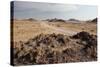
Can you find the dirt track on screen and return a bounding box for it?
[40,21,77,35]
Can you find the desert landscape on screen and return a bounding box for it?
[13,18,97,42]
[11,1,97,66]
[11,18,97,65]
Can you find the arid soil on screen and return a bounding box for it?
[11,19,97,66]
[13,20,97,42]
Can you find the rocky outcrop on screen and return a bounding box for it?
[12,31,97,65]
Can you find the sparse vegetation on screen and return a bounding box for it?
[12,31,97,65]
[12,18,97,66]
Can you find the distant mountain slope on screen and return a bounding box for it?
[87,18,97,23]
[68,18,80,22]
[46,18,66,22]
[91,18,97,22]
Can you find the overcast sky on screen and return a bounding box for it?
[13,1,97,20]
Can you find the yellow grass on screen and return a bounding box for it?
[13,20,97,42]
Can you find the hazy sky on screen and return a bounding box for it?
[13,1,97,20]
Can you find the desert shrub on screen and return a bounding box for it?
[12,31,97,65]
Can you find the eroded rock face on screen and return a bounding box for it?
[12,31,97,65]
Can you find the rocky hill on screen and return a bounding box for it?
[12,31,97,65]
